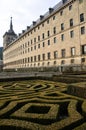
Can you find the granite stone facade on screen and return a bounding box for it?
[3,0,86,72]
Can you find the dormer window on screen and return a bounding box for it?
[62,0,67,4]
[40,15,44,20]
[49,8,54,13]
[33,21,36,26]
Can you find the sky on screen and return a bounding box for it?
[0,0,61,47]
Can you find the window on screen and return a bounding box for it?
[53,27,56,34]
[61,49,66,58]
[71,59,75,64]
[80,13,84,22]
[81,26,85,34]
[31,57,33,62]
[38,55,41,61]
[42,33,45,39]
[48,40,50,45]
[61,34,64,41]
[47,20,49,24]
[23,44,24,48]
[47,62,50,66]
[81,58,85,63]
[34,38,36,43]
[82,45,86,54]
[54,61,57,65]
[25,58,27,63]
[60,10,63,16]
[69,5,72,10]
[70,30,74,38]
[30,64,32,67]
[54,37,57,43]
[70,19,73,27]
[34,63,36,67]
[34,45,36,50]
[28,41,29,46]
[34,28,36,32]
[47,52,51,59]
[54,51,58,59]
[31,40,33,44]
[28,48,30,52]
[61,60,65,65]
[28,57,30,63]
[79,0,83,4]
[61,23,64,30]
[31,47,33,51]
[71,47,75,56]
[25,43,27,47]
[42,62,45,66]
[42,54,45,60]
[23,59,24,64]
[38,26,40,30]
[38,35,40,41]
[43,42,45,47]
[34,56,36,62]
[42,23,44,27]
[25,49,27,54]
[47,30,50,37]
[38,63,40,66]
[38,44,40,49]
[53,16,55,20]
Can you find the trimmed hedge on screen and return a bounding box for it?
[0,80,85,130]
[0,102,17,117]
[67,82,86,98]
[82,100,86,116]
[73,123,86,130]
[11,103,59,125]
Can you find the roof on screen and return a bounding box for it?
[4,0,71,49]
[19,0,70,37]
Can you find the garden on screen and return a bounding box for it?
[0,80,86,130]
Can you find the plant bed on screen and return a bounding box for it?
[0,80,86,129]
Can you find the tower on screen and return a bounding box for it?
[3,17,17,49]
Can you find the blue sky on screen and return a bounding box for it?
[0,0,61,47]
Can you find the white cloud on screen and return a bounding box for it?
[0,0,61,47]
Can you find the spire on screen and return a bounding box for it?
[10,17,13,32]
[8,17,17,35]
[8,17,14,33]
[7,17,17,36]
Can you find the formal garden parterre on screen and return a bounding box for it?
[0,80,86,130]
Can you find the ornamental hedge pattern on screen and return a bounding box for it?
[0,80,86,130]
